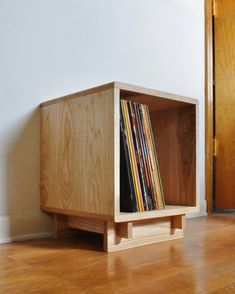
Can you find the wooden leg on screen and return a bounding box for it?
[117,222,133,239]
[103,222,117,252]
[171,215,185,230]
[53,214,75,239]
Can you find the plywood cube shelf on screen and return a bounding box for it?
[40,82,199,252]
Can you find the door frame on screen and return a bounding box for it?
[205,0,214,214]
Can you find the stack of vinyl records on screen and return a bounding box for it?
[120,99,165,212]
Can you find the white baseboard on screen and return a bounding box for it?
[0,213,53,244]
[187,198,208,218]
[0,232,53,244]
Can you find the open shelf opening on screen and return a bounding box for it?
[119,90,196,214]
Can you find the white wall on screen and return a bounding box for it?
[0,0,205,242]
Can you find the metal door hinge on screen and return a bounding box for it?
[213,138,218,157]
[213,0,217,17]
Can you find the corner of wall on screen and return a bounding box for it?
[0,212,53,243]
[187,198,207,218]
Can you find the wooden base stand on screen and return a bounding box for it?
[53,214,185,252]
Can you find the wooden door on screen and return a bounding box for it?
[214,0,235,209]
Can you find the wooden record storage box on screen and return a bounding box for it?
[40,82,199,252]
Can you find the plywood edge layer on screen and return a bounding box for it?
[40,81,198,108]
[40,206,114,221]
[115,206,198,222]
[115,82,198,105]
[40,82,115,107]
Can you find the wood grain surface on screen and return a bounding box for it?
[67,216,105,234]
[0,216,234,293]
[151,105,196,206]
[214,0,235,209]
[121,93,190,112]
[104,217,183,252]
[41,88,115,217]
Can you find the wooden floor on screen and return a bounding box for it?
[0,215,235,293]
